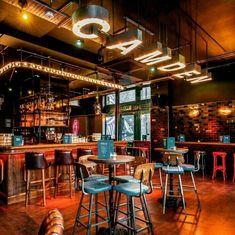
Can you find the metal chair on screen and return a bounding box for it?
[181,154,201,210]
[194,150,206,178]
[54,149,74,198]
[72,163,112,235]
[233,153,235,183]
[113,163,155,234]
[162,154,186,214]
[38,208,64,235]
[25,152,52,207]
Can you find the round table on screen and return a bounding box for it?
[154,147,188,165]
[88,155,134,234]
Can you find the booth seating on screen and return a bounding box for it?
[212,152,227,181]
[113,163,155,234]
[54,150,74,198]
[38,209,64,235]
[72,163,112,235]
[25,152,52,207]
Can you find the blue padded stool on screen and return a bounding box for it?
[72,163,112,235]
[181,158,201,210]
[113,163,155,234]
[162,165,186,214]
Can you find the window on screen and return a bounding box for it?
[102,116,115,139]
[120,89,136,103]
[140,86,151,100]
[140,113,151,140]
[106,93,116,105]
[121,115,135,141]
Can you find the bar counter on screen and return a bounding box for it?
[0,141,127,205]
[176,141,235,179]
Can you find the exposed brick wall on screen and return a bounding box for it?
[151,107,168,148]
[172,100,235,142]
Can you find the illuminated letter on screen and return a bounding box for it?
[158,62,186,72]
[135,48,172,65]
[173,70,201,78]
[106,29,142,55]
[72,18,110,39]
[173,64,201,78]
[106,40,142,55]
[187,73,212,84]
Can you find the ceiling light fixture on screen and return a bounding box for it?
[22,12,29,21]
[45,10,54,19]
[72,5,110,39]
[0,61,124,90]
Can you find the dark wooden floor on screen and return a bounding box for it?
[0,172,235,235]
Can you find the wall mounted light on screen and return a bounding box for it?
[218,106,232,116]
[72,5,110,39]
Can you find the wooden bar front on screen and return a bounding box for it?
[0,141,127,205]
[176,141,235,179]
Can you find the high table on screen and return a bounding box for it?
[88,155,134,234]
[154,148,189,208]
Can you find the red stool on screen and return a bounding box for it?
[233,154,235,183]
[212,152,227,181]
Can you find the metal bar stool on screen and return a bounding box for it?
[25,152,52,207]
[194,151,206,178]
[54,149,74,198]
[181,155,201,210]
[233,153,235,183]
[113,163,155,234]
[161,153,186,214]
[72,163,112,235]
[212,152,227,181]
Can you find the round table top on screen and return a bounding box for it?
[88,155,135,165]
[154,147,188,154]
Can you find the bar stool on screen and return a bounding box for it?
[54,150,74,198]
[212,152,227,181]
[153,162,163,192]
[72,163,111,235]
[161,153,186,214]
[181,155,201,210]
[194,151,206,178]
[25,152,52,207]
[113,163,155,234]
[233,153,235,183]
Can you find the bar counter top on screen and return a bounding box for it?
[0,141,128,154]
[176,141,235,147]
